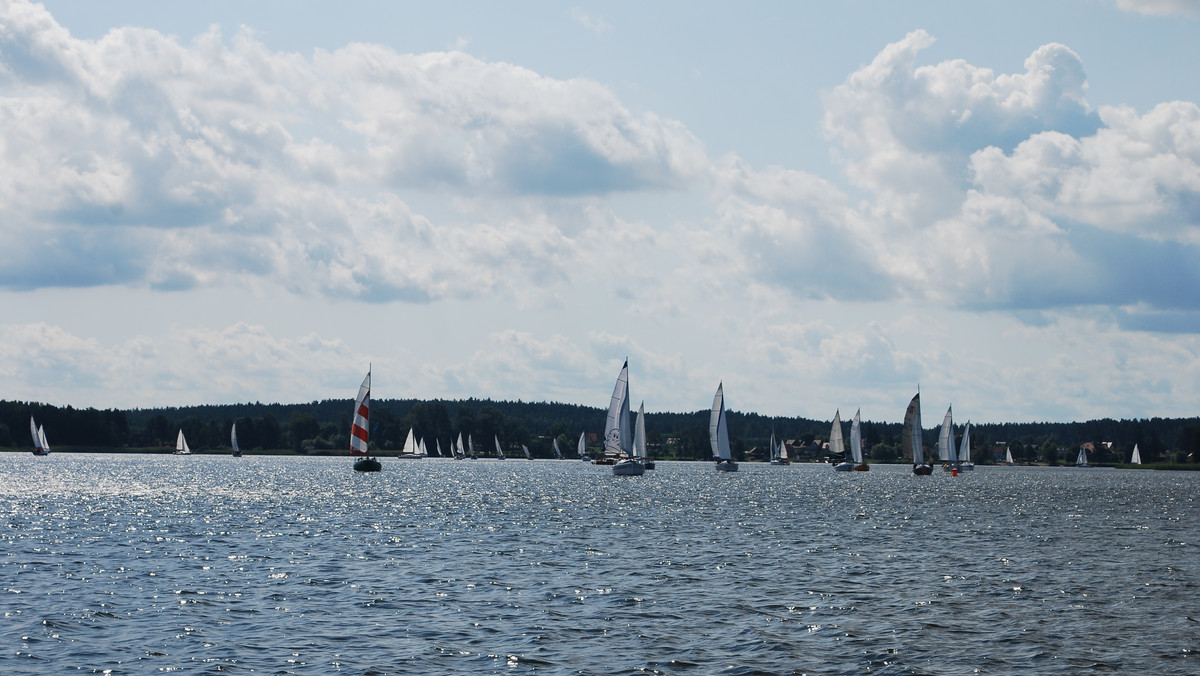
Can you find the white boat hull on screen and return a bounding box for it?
[612,459,645,476]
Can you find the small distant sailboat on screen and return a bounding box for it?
[30,416,50,456]
[769,430,790,465]
[711,382,737,472]
[553,438,565,460]
[454,433,466,459]
[1005,446,1015,466]
[1076,445,1090,468]
[468,434,478,460]
[903,392,931,475]
[601,360,632,468]
[831,410,853,471]
[578,431,590,461]
[957,421,973,470]
[399,428,422,459]
[231,422,242,457]
[174,429,192,455]
[1130,444,1142,465]
[850,409,869,471]
[350,369,381,472]
[522,443,532,460]
[494,435,506,459]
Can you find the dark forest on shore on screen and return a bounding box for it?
[4,398,1198,466]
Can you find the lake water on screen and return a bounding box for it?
[1,454,1197,674]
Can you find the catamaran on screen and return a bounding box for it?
[711,382,737,472]
[350,369,381,472]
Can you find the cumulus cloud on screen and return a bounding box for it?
[0,0,705,301]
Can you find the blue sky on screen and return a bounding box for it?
[2,0,1199,423]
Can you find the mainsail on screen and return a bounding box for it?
[850,409,863,464]
[902,393,924,465]
[709,382,732,461]
[937,406,955,463]
[350,370,371,455]
[604,360,632,457]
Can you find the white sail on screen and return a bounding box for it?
[402,428,417,456]
[902,393,924,466]
[350,370,371,455]
[937,406,955,463]
[769,431,778,461]
[779,437,788,461]
[523,444,532,460]
[30,417,42,453]
[850,409,863,464]
[436,438,443,457]
[1005,446,1015,465]
[829,410,844,457]
[1131,444,1142,464]
[1076,446,1088,467]
[231,422,239,455]
[38,425,50,454]
[633,402,647,460]
[456,432,465,458]
[577,431,587,459]
[958,421,971,466]
[553,438,564,459]
[710,382,732,461]
[495,434,505,459]
[604,360,633,457]
[468,434,476,458]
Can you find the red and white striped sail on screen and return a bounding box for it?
[350,370,371,455]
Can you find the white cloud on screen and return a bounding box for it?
[0,0,706,302]
[1116,0,1200,16]
[569,8,613,36]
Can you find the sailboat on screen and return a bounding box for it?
[435,438,444,457]
[1076,446,1090,467]
[455,433,466,459]
[350,369,381,472]
[468,434,478,459]
[850,408,869,471]
[938,406,956,471]
[1004,446,1015,466]
[494,435,506,459]
[769,430,789,465]
[398,428,422,459]
[30,416,50,456]
[553,438,565,460]
[522,444,532,460]
[711,382,737,472]
[903,392,931,475]
[231,422,242,457]
[614,400,647,476]
[174,429,192,455]
[578,431,590,461]
[600,359,632,467]
[1130,444,1142,464]
[957,421,973,470]
[831,410,853,471]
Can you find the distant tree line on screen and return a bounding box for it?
[2,399,1197,464]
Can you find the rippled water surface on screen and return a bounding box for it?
[2,454,1197,674]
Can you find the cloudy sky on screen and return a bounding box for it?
[3,0,1199,423]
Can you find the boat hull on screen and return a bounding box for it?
[913,464,933,476]
[612,460,645,476]
[833,462,853,471]
[852,463,870,472]
[353,458,382,472]
[715,460,738,472]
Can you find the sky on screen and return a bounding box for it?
[2,0,1200,424]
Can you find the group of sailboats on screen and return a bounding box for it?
[903,392,977,475]
[831,409,869,471]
